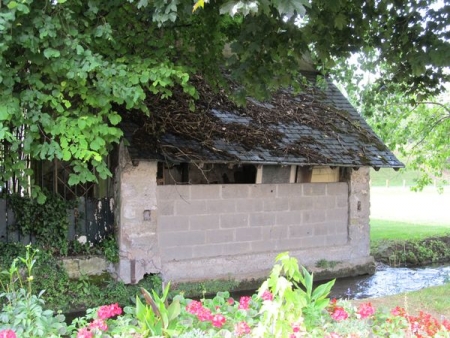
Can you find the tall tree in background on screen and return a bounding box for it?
[335,65,450,190]
[1,0,449,197]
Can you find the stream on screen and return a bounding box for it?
[330,263,450,299]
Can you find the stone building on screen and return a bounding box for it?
[113,72,403,284]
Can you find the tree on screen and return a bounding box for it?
[1,0,449,198]
[335,67,450,190]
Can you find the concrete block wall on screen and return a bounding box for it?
[157,182,351,282]
[114,152,373,284]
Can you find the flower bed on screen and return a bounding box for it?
[0,247,449,337]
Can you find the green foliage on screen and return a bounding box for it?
[315,259,340,269]
[136,283,181,337]
[0,245,68,337]
[171,278,240,299]
[255,252,335,335]
[371,236,450,267]
[0,243,163,312]
[7,193,73,255]
[97,235,120,264]
[6,192,119,262]
[335,62,450,191]
[1,0,448,194]
[369,98,449,191]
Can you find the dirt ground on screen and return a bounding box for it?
[370,186,450,225]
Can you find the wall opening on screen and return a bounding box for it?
[158,162,257,185]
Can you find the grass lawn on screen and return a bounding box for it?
[370,219,450,242]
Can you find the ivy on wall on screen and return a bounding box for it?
[7,193,75,255]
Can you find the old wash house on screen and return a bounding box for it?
[113,72,403,284]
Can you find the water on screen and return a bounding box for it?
[330,263,450,299]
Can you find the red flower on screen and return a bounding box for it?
[97,303,122,320]
[227,297,235,305]
[357,302,375,319]
[261,290,274,301]
[211,314,226,328]
[234,321,251,336]
[0,330,17,338]
[89,319,108,331]
[331,307,349,321]
[77,328,93,338]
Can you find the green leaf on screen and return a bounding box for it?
[334,13,347,30]
[0,106,11,121]
[78,119,87,130]
[311,279,335,301]
[62,149,71,161]
[43,48,60,59]
[108,114,121,125]
[68,175,80,186]
[7,1,18,9]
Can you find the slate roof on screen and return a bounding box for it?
[120,72,404,169]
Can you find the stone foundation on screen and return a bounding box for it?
[60,256,114,279]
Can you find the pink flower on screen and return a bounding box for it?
[261,290,273,301]
[238,296,251,310]
[291,322,302,332]
[77,328,93,338]
[357,302,375,319]
[196,307,213,322]
[443,319,450,330]
[89,319,108,331]
[227,297,235,305]
[186,300,203,314]
[0,330,16,338]
[331,307,349,321]
[325,333,343,338]
[391,306,406,317]
[234,321,251,336]
[97,303,122,320]
[211,314,226,328]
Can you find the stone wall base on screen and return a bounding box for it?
[59,256,115,279]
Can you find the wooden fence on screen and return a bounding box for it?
[0,197,114,245]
